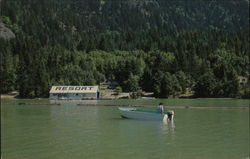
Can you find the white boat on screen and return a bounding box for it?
[118,107,174,121]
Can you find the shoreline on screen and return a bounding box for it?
[1,94,249,100]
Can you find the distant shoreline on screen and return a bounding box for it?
[1,94,249,100]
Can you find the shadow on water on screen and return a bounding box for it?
[110,117,126,121]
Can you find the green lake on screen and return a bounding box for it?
[1,99,249,159]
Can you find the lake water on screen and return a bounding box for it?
[1,99,249,159]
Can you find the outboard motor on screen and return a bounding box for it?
[166,110,174,121]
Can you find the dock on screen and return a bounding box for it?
[18,102,61,106]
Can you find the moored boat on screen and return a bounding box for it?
[118,107,174,121]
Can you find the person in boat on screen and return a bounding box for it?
[156,102,164,114]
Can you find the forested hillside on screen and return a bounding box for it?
[0,0,249,98]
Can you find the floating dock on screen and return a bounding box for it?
[18,102,61,106]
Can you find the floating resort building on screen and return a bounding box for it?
[49,86,99,100]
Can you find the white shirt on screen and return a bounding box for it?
[157,105,164,113]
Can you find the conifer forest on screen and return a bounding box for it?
[0,0,249,98]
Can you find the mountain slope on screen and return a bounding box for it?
[0,0,249,98]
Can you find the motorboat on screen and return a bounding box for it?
[118,107,174,121]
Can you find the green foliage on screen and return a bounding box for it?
[194,70,217,97]
[239,84,250,99]
[0,16,21,34]
[126,73,140,92]
[0,42,17,93]
[0,0,249,98]
[153,72,182,98]
[175,71,193,94]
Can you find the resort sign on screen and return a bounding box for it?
[49,86,99,94]
[55,86,95,91]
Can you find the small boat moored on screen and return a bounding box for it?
[118,107,174,121]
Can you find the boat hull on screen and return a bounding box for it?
[118,107,167,120]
